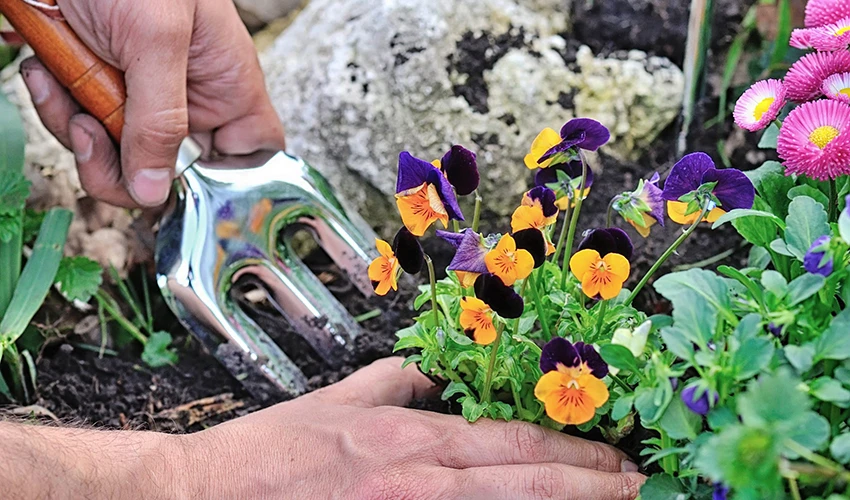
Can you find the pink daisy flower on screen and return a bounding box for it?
[733,79,786,131]
[791,18,850,51]
[784,50,850,102]
[806,0,850,28]
[823,72,850,104]
[777,99,850,180]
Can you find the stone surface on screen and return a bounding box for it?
[260,0,684,232]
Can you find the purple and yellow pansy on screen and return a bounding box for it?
[396,151,464,236]
[535,160,594,210]
[613,173,666,237]
[524,119,611,171]
[569,228,632,300]
[534,337,610,425]
[439,229,490,288]
[484,233,535,286]
[661,152,755,225]
[368,227,424,296]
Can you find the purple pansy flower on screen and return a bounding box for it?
[661,152,755,212]
[540,337,609,378]
[474,273,524,318]
[436,229,466,248]
[804,235,834,277]
[681,383,719,415]
[513,228,547,268]
[578,227,634,261]
[713,484,729,500]
[539,118,611,162]
[522,186,559,218]
[444,229,489,275]
[439,145,479,196]
[767,322,783,337]
[535,159,595,190]
[396,152,464,236]
[392,227,425,274]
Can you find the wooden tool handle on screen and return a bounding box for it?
[0,0,126,141]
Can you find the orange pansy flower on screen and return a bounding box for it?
[569,249,630,300]
[367,239,401,296]
[484,234,534,286]
[396,182,450,237]
[459,297,497,345]
[511,205,556,255]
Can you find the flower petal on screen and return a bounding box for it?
[511,205,549,232]
[396,151,433,193]
[602,253,631,282]
[577,228,634,261]
[577,373,610,407]
[375,238,393,258]
[447,230,489,274]
[662,152,716,202]
[514,249,535,281]
[560,118,611,151]
[523,186,559,218]
[540,337,580,373]
[700,168,755,211]
[569,249,601,279]
[474,273,524,318]
[574,342,609,378]
[533,371,563,401]
[525,128,562,169]
[441,145,479,196]
[512,229,546,268]
[392,227,424,274]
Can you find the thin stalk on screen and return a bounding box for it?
[610,374,632,392]
[452,220,460,233]
[551,203,571,265]
[785,440,850,482]
[0,213,22,318]
[512,278,531,337]
[425,255,439,330]
[141,267,154,333]
[788,476,802,500]
[594,299,609,340]
[660,430,679,474]
[829,178,838,222]
[96,290,148,345]
[529,270,552,340]
[97,300,108,359]
[472,190,482,233]
[624,205,710,306]
[606,197,616,227]
[482,323,504,403]
[560,157,589,288]
[511,382,527,419]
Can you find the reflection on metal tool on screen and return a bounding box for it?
[156,138,378,401]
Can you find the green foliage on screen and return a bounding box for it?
[55,256,103,302]
[141,331,178,368]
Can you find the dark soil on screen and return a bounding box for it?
[4,0,765,474]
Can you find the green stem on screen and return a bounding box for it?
[95,290,148,345]
[512,278,531,337]
[624,205,710,306]
[606,197,616,228]
[529,270,552,340]
[593,300,609,341]
[560,157,589,289]
[425,255,439,330]
[0,213,22,319]
[785,440,850,482]
[788,476,802,500]
[551,203,571,265]
[511,381,527,420]
[482,323,504,404]
[660,430,679,474]
[472,190,482,233]
[610,374,632,392]
[829,178,838,222]
[452,220,460,233]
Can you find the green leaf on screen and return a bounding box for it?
[599,344,638,373]
[634,384,673,425]
[718,266,763,303]
[21,209,45,245]
[748,245,771,270]
[835,363,850,386]
[712,208,784,230]
[758,123,779,149]
[731,337,774,381]
[0,89,26,178]
[611,394,634,421]
[769,238,795,257]
[784,196,831,261]
[738,368,808,427]
[784,344,815,374]
[695,424,783,494]
[788,184,829,209]
[441,380,472,400]
[786,273,826,306]
[760,270,787,299]
[654,269,732,347]
[815,309,850,362]
[0,208,72,342]
[810,377,850,407]
[141,331,178,368]
[659,395,702,440]
[830,433,850,464]
[707,405,739,431]
[393,323,428,351]
[487,401,514,421]
[750,163,795,219]
[639,474,684,499]
[54,256,103,303]
[461,396,486,422]
[785,411,831,457]
[661,327,695,360]
[840,205,850,244]
[0,171,30,215]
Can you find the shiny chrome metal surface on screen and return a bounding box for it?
[155,138,378,400]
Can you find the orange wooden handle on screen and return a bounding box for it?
[0,0,126,141]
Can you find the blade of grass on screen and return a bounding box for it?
[713,5,757,126]
[141,267,154,333]
[769,0,792,68]
[0,208,72,342]
[108,264,148,334]
[0,85,27,317]
[678,0,714,155]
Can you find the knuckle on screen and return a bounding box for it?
[129,109,188,156]
[510,422,547,462]
[589,443,622,472]
[525,465,567,500]
[355,467,430,500]
[611,473,643,500]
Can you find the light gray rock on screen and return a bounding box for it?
[260,0,683,232]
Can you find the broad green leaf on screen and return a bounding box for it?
[784,411,831,457]
[599,344,638,373]
[0,89,25,177]
[393,324,428,351]
[830,433,850,464]
[611,394,634,421]
[810,377,850,407]
[695,425,783,494]
[141,331,178,368]
[661,327,695,360]
[731,197,781,246]
[786,273,826,306]
[769,238,795,257]
[751,162,794,219]
[784,344,815,374]
[461,396,486,422]
[788,184,829,209]
[634,384,673,425]
[748,245,771,270]
[659,395,702,440]
[738,368,808,427]
[840,205,850,244]
[758,123,779,149]
[718,266,763,303]
[760,270,787,298]
[0,208,72,342]
[784,196,830,260]
[639,474,685,500]
[486,401,513,421]
[712,208,784,230]
[441,380,472,400]
[731,337,774,381]
[815,309,850,362]
[654,269,733,346]
[836,363,850,386]
[54,256,103,302]
[707,405,739,430]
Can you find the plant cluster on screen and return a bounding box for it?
[368,2,850,497]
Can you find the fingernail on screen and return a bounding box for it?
[21,66,49,105]
[621,460,639,473]
[130,169,172,206]
[69,121,94,163]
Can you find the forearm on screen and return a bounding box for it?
[0,420,188,499]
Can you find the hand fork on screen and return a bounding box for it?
[1,0,380,400]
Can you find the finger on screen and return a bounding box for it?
[424,416,637,473]
[454,463,645,500]
[212,107,286,155]
[120,5,193,207]
[307,357,438,408]
[19,57,81,149]
[69,114,137,208]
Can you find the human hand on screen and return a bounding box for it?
[19,0,285,208]
[176,357,646,499]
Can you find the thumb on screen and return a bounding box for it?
[307,357,439,408]
[120,15,192,207]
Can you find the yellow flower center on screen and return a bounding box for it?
[835,26,850,36]
[753,97,775,121]
[809,125,840,149]
[840,88,850,98]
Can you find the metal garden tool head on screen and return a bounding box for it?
[1,0,380,400]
